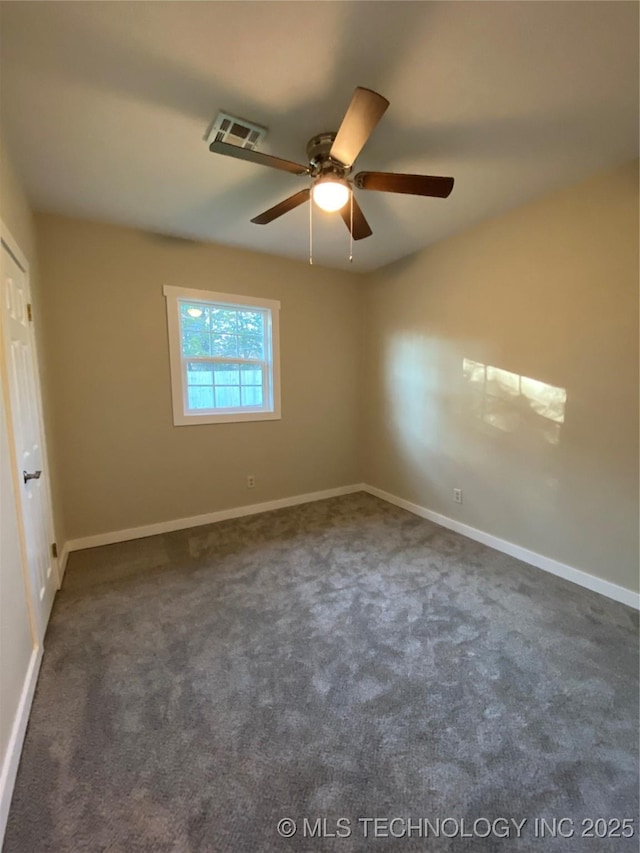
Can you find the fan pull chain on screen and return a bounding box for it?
[309,187,313,265]
[349,189,354,263]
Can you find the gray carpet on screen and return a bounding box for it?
[4,492,639,852]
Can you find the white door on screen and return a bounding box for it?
[0,236,57,639]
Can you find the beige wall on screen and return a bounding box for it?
[364,160,639,593]
[36,214,364,540]
[0,136,36,260]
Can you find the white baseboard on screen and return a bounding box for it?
[64,483,366,553]
[363,484,639,610]
[0,646,43,840]
[61,481,638,610]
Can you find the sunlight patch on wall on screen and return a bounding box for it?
[463,358,567,445]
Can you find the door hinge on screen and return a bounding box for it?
[51,542,58,559]
[27,303,33,322]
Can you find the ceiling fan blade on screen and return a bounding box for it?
[329,87,390,168]
[354,171,454,198]
[209,140,310,176]
[339,195,373,240]
[250,188,311,225]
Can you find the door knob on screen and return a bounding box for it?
[23,469,42,484]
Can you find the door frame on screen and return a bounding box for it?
[0,219,60,642]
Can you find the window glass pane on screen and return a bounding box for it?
[238,333,264,359]
[241,386,263,406]
[180,303,209,330]
[210,308,239,333]
[187,363,214,385]
[213,364,240,386]
[240,366,262,385]
[211,334,239,357]
[237,310,264,333]
[215,386,241,408]
[188,386,214,409]
[182,331,211,356]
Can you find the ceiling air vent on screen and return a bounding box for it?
[205,112,267,151]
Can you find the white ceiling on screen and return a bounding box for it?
[1,1,638,271]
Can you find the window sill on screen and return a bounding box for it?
[173,410,281,426]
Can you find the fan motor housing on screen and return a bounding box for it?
[306,133,350,178]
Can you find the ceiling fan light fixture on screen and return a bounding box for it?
[312,177,350,212]
[209,87,454,246]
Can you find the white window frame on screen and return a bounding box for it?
[164,285,281,426]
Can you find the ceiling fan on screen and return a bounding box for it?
[209,87,454,241]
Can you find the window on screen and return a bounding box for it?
[164,285,280,425]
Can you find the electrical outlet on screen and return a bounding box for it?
[247,475,256,489]
[453,488,463,504]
